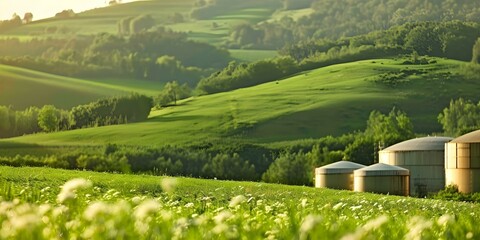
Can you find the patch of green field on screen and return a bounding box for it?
[6,0,197,36]
[167,7,276,45]
[0,64,163,109]
[230,49,278,62]
[267,8,315,22]
[3,1,285,63]
[0,166,478,239]
[2,58,476,146]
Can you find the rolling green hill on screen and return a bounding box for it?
[0,64,163,109]
[3,0,280,61]
[2,58,477,146]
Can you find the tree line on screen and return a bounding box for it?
[0,108,416,185]
[197,21,479,94]
[3,102,478,185]
[0,94,152,138]
[224,0,480,50]
[0,27,230,85]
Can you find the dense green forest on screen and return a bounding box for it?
[198,21,480,94]
[224,0,480,49]
[0,94,152,138]
[0,28,229,84]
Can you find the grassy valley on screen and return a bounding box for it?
[2,58,476,146]
[0,64,163,109]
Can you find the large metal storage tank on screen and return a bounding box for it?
[315,161,365,190]
[354,163,410,196]
[379,136,453,196]
[445,130,480,193]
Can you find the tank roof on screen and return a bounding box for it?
[354,163,409,176]
[451,130,480,143]
[315,161,366,174]
[380,137,453,152]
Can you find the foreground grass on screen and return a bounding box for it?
[4,58,477,147]
[0,64,163,109]
[0,166,477,239]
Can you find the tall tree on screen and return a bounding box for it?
[438,98,480,136]
[156,81,191,107]
[38,105,60,132]
[23,12,33,23]
[472,38,480,64]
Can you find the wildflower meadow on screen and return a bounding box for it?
[0,166,478,239]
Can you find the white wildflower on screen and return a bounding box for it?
[57,178,92,203]
[52,205,68,219]
[265,205,273,213]
[350,205,362,211]
[38,204,51,216]
[83,202,109,221]
[300,215,322,240]
[437,214,454,226]
[212,223,229,234]
[466,232,474,239]
[333,202,344,210]
[160,177,177,193]
[184,202,195,208]
[134,199,160,220]
[229,195,247,208]
[301,198,308,208]
[362,215,388,231]
[405,216,433,240]
[341,215,388,240]
[214,210,233,224]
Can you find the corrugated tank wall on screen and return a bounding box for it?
[315,173,353,190]
[445,142,480,193]
[353,175,410,196]
[379,150,445,196]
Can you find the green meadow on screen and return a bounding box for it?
[2,58,475,146]
[0,165,477,239]
[0,64,163,109]
[0,1,479,238]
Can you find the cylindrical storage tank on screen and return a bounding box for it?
[445,130,480,193]
[354,163,410,196]
[315,161,366,190]
[379,136,452,197]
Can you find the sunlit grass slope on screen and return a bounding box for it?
[6,0,197,36]
[3,0,288,61]
[0,64,163,109]
[3,58,476,146]
[0,166,478,239]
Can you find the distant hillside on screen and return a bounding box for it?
[0,64,163,109]
[3,58,478,146]
[6,0,478,50]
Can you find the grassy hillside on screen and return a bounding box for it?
[0,166,477,239]
[5,0,197,36]
[2,0,283,61]
[0,64,163,109]
[2,58,477,146]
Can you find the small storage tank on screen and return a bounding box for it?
[379,136,453,196]
[354,163,410,196]
[445,130,480,193]
[315,161,366,190]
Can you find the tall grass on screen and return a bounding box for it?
[0,166,477,239]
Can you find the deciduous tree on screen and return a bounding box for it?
[38,105,60,132]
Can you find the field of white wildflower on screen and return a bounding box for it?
[0,166,478,239]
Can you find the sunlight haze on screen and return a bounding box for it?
[0,0,136,21]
